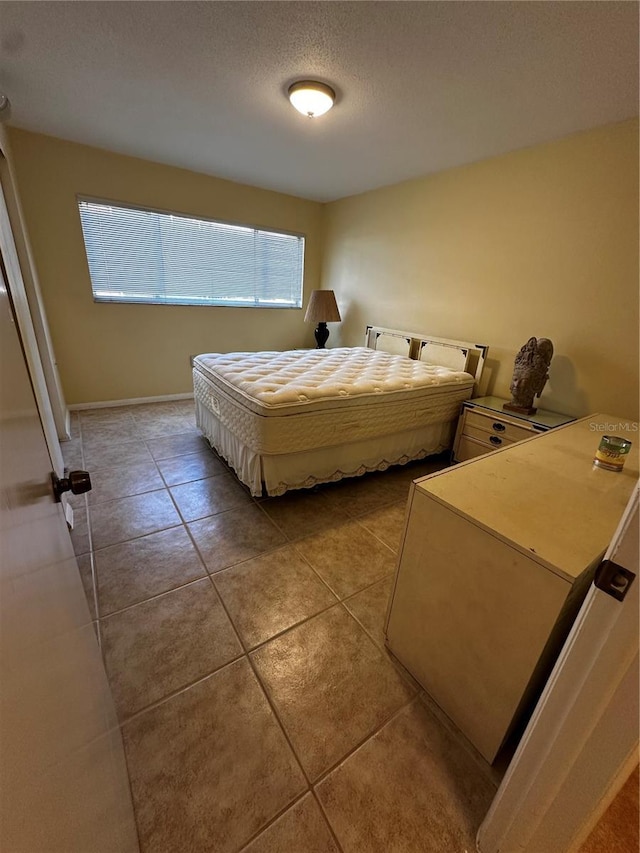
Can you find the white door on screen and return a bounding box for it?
[0,257,139,852]
[477,482,639,853]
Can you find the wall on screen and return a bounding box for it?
[322,119,639,420]
[8,128,323,404]
[9,121,639,417]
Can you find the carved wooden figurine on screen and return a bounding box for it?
[503,337,554,415]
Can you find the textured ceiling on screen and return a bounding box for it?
[0,1,637,202]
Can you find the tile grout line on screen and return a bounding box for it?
[116,652,247,727]
[77,411,143,853]
[198,496,399,654]
[99,466,256,727]
[311,691,422,791]
[178,501,330,819]
[243,599,343,655]
[87,481,173,511]
[92,440,244,658]
[90,521,185,555]
[85,422,196,620]
[243,596,420,790]
[177,522,330,842]
[353,508,405,553]
[232,790,313,853]
[81,412,304,846]
[77,420,103,647]
[203,561,313,786]
[202,535,294,577]
[309,788,346,853]
[177,513,250,658]
[340,571,395,607]
[79,427,400,651]
[332,598,422,693]
[98,572,213,621]
[244,648,314,787]
[313,791,352,853]
[190,515,395,657]
[75,409,444,850]
[80,417,208,649]
[92,520,393,620]
[198,548,342,851]
[289,533,393,605]
[173,477,404,660]
[233,786,346,853]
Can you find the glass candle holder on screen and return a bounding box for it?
[593,435,632,472]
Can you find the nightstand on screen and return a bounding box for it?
[452,395,575,463]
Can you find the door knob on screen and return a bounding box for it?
[52,470,92,502]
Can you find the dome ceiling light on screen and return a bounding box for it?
[288,80,335,118]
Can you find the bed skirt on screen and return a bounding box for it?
[196,397,455,496]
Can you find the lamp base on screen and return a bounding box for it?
[314,322,330,349]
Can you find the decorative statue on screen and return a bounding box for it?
[503,337,554,415]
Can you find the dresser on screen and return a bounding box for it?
[385,415,638,763]
[452,395,574,463]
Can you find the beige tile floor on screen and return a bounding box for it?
[65,400,499,853]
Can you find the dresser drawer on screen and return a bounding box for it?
[464,408,538,443]
[463,422,520,450]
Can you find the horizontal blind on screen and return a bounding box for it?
[78,200,304,308]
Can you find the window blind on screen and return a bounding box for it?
[77,199,304,308]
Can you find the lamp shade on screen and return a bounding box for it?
[304,290,341,324]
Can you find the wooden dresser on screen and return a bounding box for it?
[385,415,638,763]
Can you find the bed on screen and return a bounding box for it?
[192,326,488,497]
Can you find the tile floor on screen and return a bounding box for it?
[64,399,499,853]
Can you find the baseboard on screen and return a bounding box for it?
[68,392,194,411]
[60,407,73,441]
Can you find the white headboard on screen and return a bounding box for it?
[364,325,489,386]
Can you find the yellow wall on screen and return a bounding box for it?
[322,120,639,420]
[7,128,323,404]
[9,121,639,418]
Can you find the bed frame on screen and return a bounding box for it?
[364,325,488,389]
[194,327,489,496]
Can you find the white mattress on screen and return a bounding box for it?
[193,348,474,415]
[193,348,474,456]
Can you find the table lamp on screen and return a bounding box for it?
[304,290,341,348]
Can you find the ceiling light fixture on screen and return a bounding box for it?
[288,80,335,118]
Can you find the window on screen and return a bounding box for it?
[77,198,304,308]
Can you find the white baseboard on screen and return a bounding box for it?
[60,407,73,441]
[63,499,74,528]
[68,392,194,411]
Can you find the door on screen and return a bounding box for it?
[0,257,139,852]
[477,481,639,853]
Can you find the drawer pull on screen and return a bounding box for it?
[490,436,503,446]
[492,422,506,432]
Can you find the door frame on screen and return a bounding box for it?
[478,481,639,852]
[0,170,64,475]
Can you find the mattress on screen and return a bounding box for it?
[193,347,474,456]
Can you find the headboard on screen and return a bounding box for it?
[364,325,489,386]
